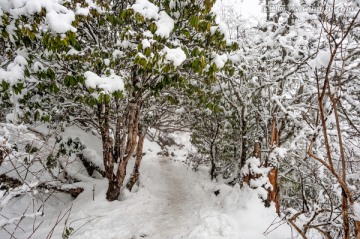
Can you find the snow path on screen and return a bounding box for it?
[64,155,215,239]
[133,156,210,239]
[145,157,204,238]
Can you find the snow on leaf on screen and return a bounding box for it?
[84,71,124,93]
[155,11,174,38]
[46,10,76,34]
[212,53,228,69]
[163,47,187,67]
[131,0,159,20]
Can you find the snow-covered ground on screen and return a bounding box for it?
[1,131,292,239]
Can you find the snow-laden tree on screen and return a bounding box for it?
[195,1,360,237]
[0,0,237,201]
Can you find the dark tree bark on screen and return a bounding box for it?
[106,180,121,201]
[113,100,123,163]
[98,101,117,201]
[209,119,220,181]
[0,148,4,167]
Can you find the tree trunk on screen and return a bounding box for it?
[114,99,142,196]
[0,148,4,166]
[265,118,280,214]
[98,102,117,201]
[106,180,121,201]
[341,189,350,239]
[114,101,123,163]
[126,129,146,191]
[238,106,247,182]
[355,221,360,239]
[99,102,115,182]
[210,119,220,181]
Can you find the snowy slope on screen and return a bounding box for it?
[0,132,292,239]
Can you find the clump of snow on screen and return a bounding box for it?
[155,11,174,38]
[241,157,267,176]
[210,26,219,35]
[112,49,124,58]
[23,0,42,15]
[0,55,27,86]
[228,53,241,63]
[84,71,124,93]
[240,157,272,200]
[46,10,76,34]
[32,61,45,72]
[131,0,175,38]
[309,49,331,68]
[66,48,80,56]
[131,0,159,19]
[175,107,185,114]
[272,147,287,158]
[212,53,228,69]
[103,59,110,66]
[163,47,187,67]
[76,6,90,16]
[143,30,154,38]
[0,0,76,34]
[142,39,151,48]
[268,147,288,164]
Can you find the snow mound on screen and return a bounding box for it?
[190,184,291,239]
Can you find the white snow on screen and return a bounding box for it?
[76,6,90,16]
[0,130,292,239]
[0,0,76,33]
[142,38,151,48]
[163,47,187,67]
[212,53,228,69]
[46,10,76,34]
[0,55,27,85]
[155,11,174,38]
[131,0,175,38]
[175,107,185,114]
[309,49,331,68]
[131,0,159,20]
[354,202,360,221]
[55,154,290,239]
[23,0,42,15]
[84,71,124,93]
